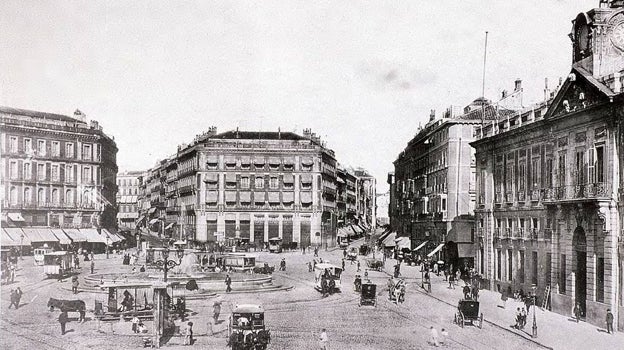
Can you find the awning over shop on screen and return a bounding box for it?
[63,228,87,242]
[240,156,251,165]
[337,227,351,238]
[350,224,363,235]
[268,157,280,165]
[254,192,266,204]
[34,228,60,243]
[268,192,280,204]
[21,228,44,243]
[413,241,428,252]
[377,229,392,243]
[283,157,295,165]
[117,212,139,219]
[225,173,237,183]
[206,191,218,203]
[253,156,265,165]
[336,177,345,184]
[136,215,146,225]
[224,156,237,165]
[457,243,475,258]
[300,192,312,204]
[51,229,72,245]
[165,223,175,230]
[427,243,445,257]
[283,174,294,184]
[240,192,251,203]
[301,157,314,165]
[382,232,396,247]
[7,213,25,222]
[81,229,109,244]
[225,191,237,203]
[282,192,294,204]
[300,174,313,184]
[206,155,218,165]
[4,228,27,245]
[395,236,411,249]
[204,173,219,183]
[1,229,19,246]
[107,228,126,241]
[358,223,368,233]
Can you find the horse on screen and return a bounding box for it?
[47,298,86,322]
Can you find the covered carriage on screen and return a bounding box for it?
[227,304,270,350]
[453,299,483,328]
[359,281,377,307]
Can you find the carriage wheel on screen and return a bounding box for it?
[458,312,464,328]
[479,313,483,329]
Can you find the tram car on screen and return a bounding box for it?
[314,263,342,293]
[223,253,256,272]
[43,251,74,277]
[34,245,54,266]
[227,304,270,350]
[359,281,377,307]
[268,237,282,253]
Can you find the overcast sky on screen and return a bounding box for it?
[1,0,594,192]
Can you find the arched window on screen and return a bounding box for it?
[65,189,73,205]
[24,187,31,204]
[38,188,46,205]
[83,190,91,207]
[52,189,59,205]
[9,186,17,205]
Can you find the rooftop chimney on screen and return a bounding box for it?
[429,109,436,122]
[514,79,522,92]
[544,77,550,101]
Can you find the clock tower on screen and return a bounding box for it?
[571,1,624,78]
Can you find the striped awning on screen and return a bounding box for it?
[300,192,312,204]
[254,192,266,204]
[413,241,428,252]
[253,156,265,165]
[4,228,27,245]
[225,191,237,203]
[206,155,218,164]
[282,192,294,203]
[63,228,87,242]
[240,192,251,203]
[301,157,314,165]
[301,174,313,184]
[427,243,445,257]
[51,229,72,245]
[268,192,280,203]
[1,229,19,246]
[81,229,109,244]
[21,228,45,243]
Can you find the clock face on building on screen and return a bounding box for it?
[611,22,624,51]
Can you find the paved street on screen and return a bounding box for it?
[0,239,552,350]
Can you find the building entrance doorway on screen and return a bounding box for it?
[573,226,587,317]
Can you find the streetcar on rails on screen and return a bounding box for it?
[314,263,342,294]
[43,251,74,277]
[227,304,270,350]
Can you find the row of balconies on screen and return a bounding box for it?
[178,164,198,178]
[196,203,313,211]
[489,227,552,241]
[2,200,97,210]
[489,183,608,206]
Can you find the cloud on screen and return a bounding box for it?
[359,61,437,91]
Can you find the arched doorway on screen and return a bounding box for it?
[573,226,587,317]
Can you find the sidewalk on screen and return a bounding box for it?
[384,260,623,350]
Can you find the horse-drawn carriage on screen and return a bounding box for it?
[314,263,342,296]
[346,248,358,261]
[252,262,275,274]
[47,297,86,322]
[227,304,270,350]
[388,278,406,304]
[359,281,377,307]
[365,258,384,271]
[453,299,483,328]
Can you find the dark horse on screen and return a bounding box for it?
[48,297,86,322]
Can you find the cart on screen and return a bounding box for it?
[359,281,377,307]
[388,278,406,304]
[365,258,384,271]
[346,248,358,261]
[453,299,483,328]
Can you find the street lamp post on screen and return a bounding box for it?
[20,233,24,260]
[106,237,110,259]
[532,284,538,338]
[154,247,180,283]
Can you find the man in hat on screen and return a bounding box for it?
[225,274,232,293]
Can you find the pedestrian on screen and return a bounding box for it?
[184,321,194,345]
[500,287,508,309]
[90,259,95,274]
[313,260,317,270]
[606,308,614,334]
[280,258,286,271]
[440,328,448,344]
[514,307,522,329]
[448,273,455,289]
[520,307,527,329]
[314,246,319,257]
[429,326,439,347]
[357,260,361,272]
[319,328,328,350]
[308,261,313,272]
[8,289,17,309]
[213,299,221,323]
[15,287,22,308]
[9,263,16,283]
[573,302,581,323]
[343,249,347,259]
[341,259,345,271]
[90,251,94,262]
[58,309,69,335]
[131,314,140,333]
[74,255,80,269]
[72,276,79,294]
[225,274,232,293]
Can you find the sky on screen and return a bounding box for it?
[0,0,595,193]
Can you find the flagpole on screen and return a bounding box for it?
[481,31,489,128]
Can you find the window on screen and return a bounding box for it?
[9,161,18,179]
[505,161,514,199]
[596,257,604,302]
[51,164,59,181]
[558,152,566,187]
[255,176,264,189]
[24,187,31,204]
[37,140,46,156]
[518,250,525,284]
[575,150,585,185]
[95,144,101,161]
[441,198,446,211]
[65,189,73,204]
[9,136,18,153]
[532,251,538,285]
[83,166,92,183]
[66,143,74,158]
[240,176,250,189]
[545,158,553,188]
[51,141,60,157]
[507,249,513,281]
[531,158,540,189]
[497,249,502,280]
[9,186,17,205]
[24,138,32,153]
[51,189,59,205]
[65,165,74,182]
[595,146,604,183]
[37,188,45,205]
[518,162,526,194]
[83,144,92,160]
[269,177,278,189]
[37,163,45,180]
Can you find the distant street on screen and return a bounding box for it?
[0,239,545,350]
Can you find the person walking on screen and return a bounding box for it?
[90,259,95,274]
[72,276,79,294]
[225,274,232,293]
[448,273,455,289]
[573,302,581,323]
[15,287,22,309]
[429,326,439,347]
[308,261,313,272]
[606,308,614,334]
[341,259,345,271]
[131,314,140,333]
[184,321,194,345]
[357,260,361,272]
[58,309,69,335]
[213,299,222,323]
[8,289,18,309]
[318,328,328,350]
